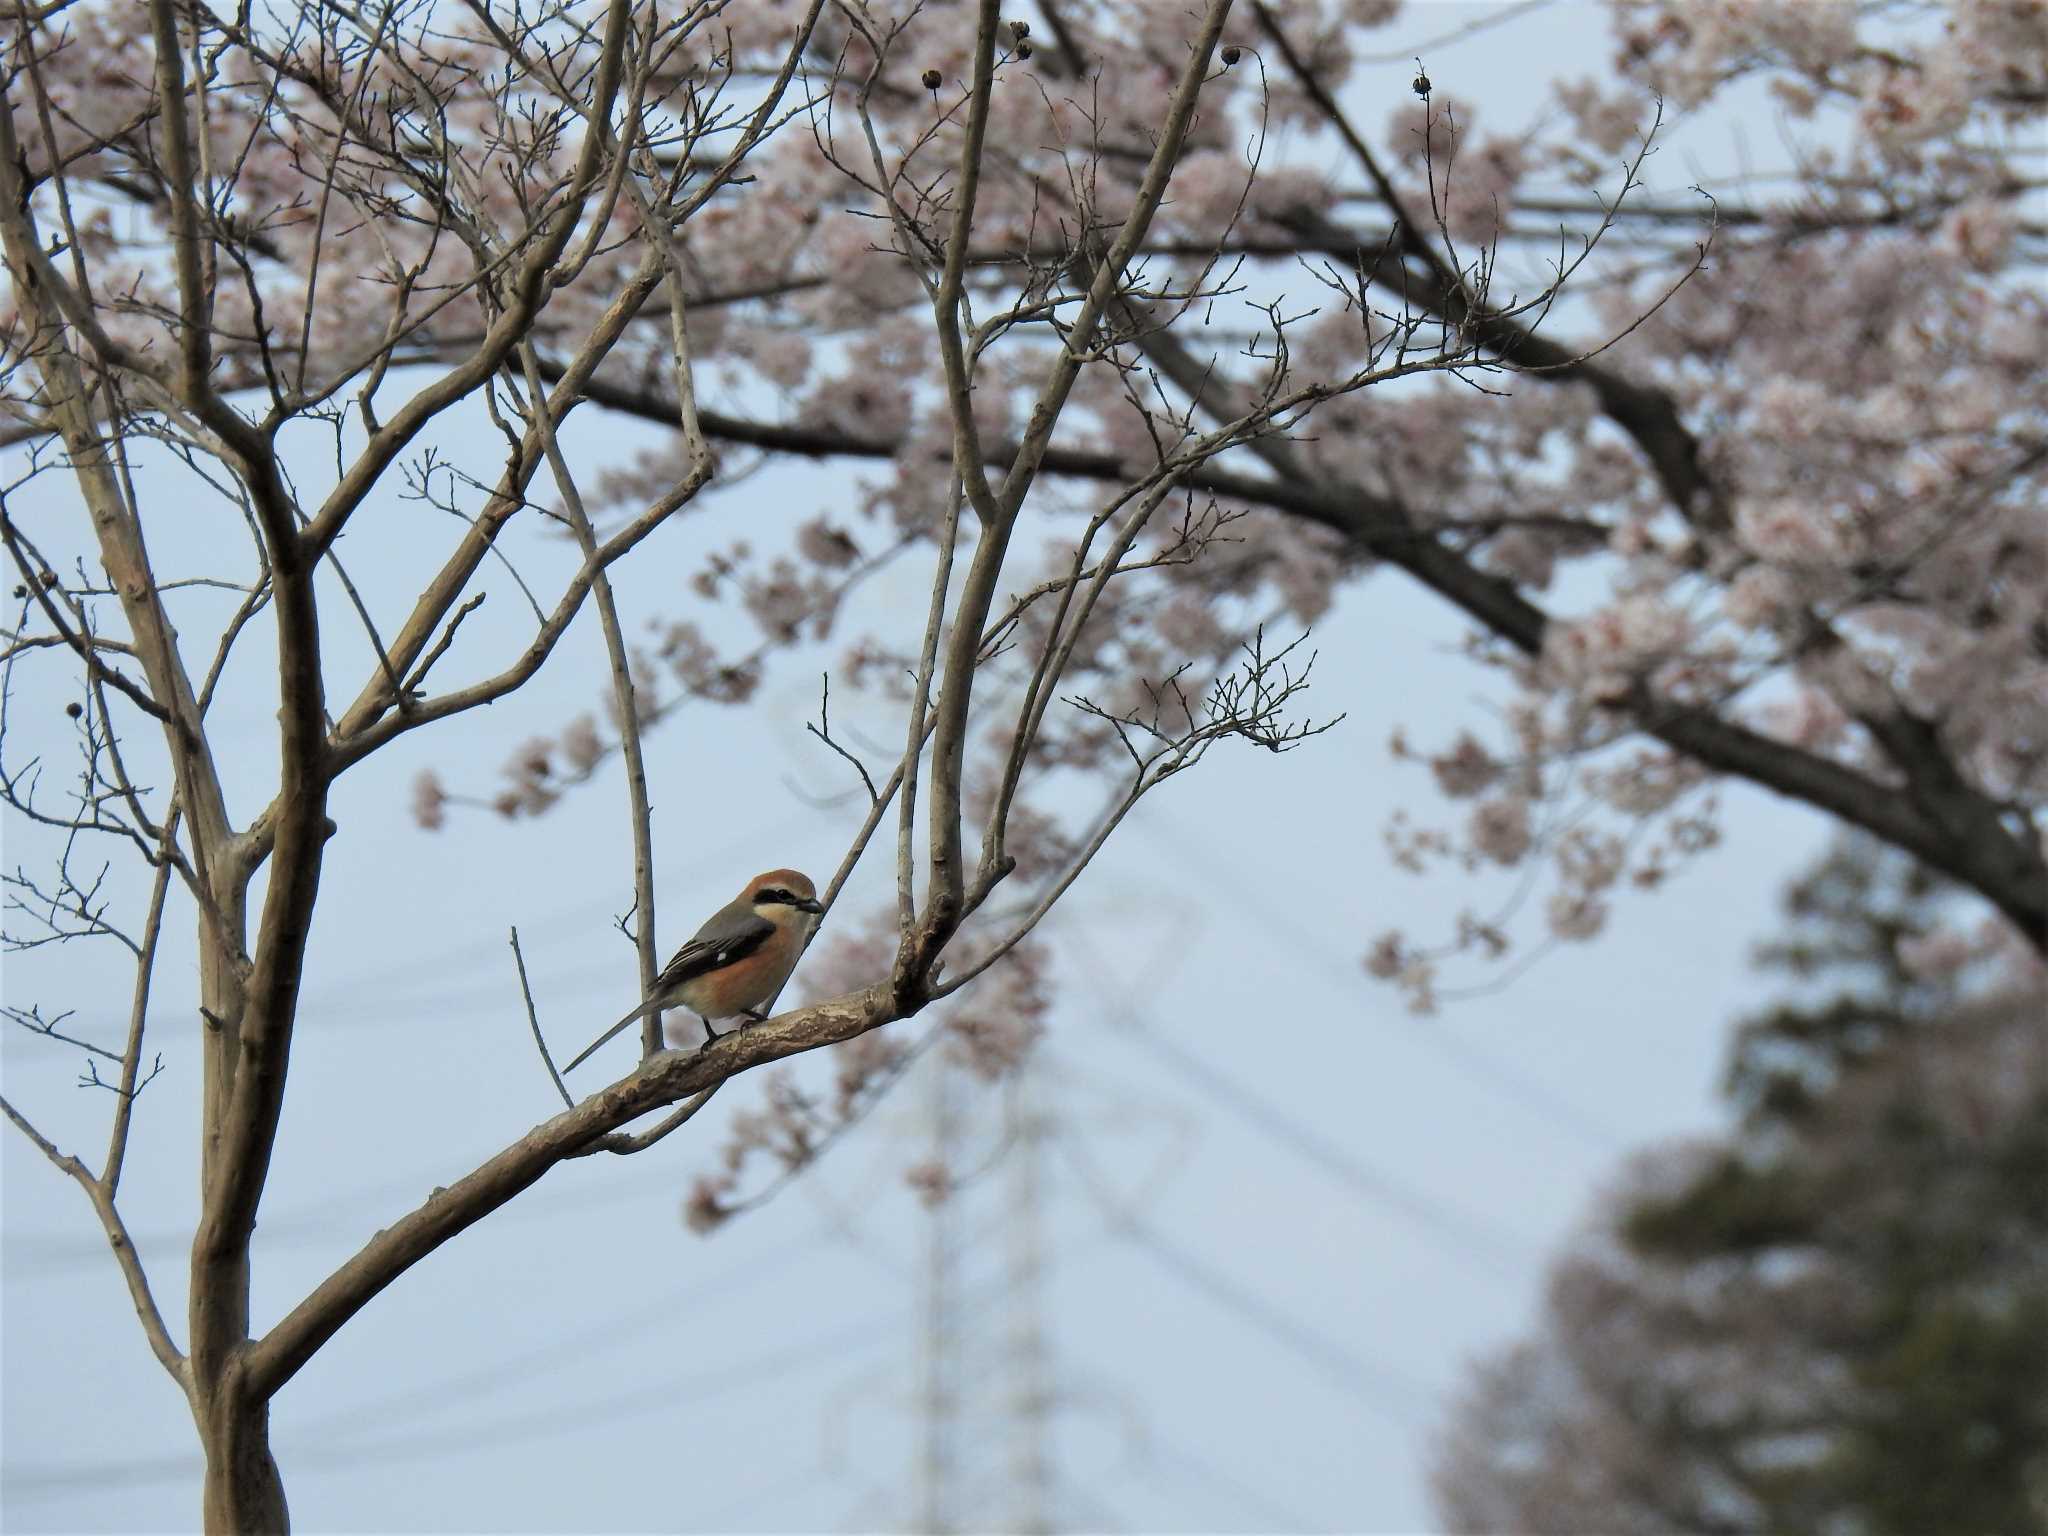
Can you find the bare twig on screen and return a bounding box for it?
[514,339,666,1057]
[509,926,574,1111]
[806,672,879,807]
[402,591,487,697]
[4,1003,122,1061]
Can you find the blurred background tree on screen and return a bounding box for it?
[1433,836,2048,1534]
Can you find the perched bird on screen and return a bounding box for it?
[562,868,823,1073]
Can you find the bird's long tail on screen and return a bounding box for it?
[560,998,658,1073]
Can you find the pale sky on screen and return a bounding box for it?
[3,3,1838,1531]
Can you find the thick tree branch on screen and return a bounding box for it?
[1132,318,2048,946]
[920,0,1235,946]
[1249,1,1724,531]
[928,0,1006,528]
[244,985,896,1398]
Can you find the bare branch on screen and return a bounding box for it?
[806,672,879,807]
[514,339,664,1055]
[921,0,1236,945]
[1,1092,187,1383]
[4,1003,122,1060]
[509,926,573,1112]
[245,984,897,1399]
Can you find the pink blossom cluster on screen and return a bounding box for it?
[1360,0,2043,997]
[14,0,2039,1023]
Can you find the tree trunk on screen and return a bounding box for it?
[195,1366,290,1534]
[192,896,269,1529]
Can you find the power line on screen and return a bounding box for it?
[1061,1134,1428,1431]
[1123,807,1624,1153]
[1122,1217,1428,1426]
[1140,1435,1329,1533]
[3,1299,904,1500]
[681,1461,843,1532]
[1132,1011,1532,1267]
[1049,1472,1135,1533]
[292,1233,827,1436]
[310,1302,903,1466]
[1,798,835,1049]
[6,1159,680,1274]
[1354,0,1560,63]
[7,1221,1066,1504]
[1071,930,1534,1277]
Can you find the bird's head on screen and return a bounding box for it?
[744,868,824,920]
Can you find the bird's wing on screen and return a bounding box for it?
[560,902,775,1074]
[651,902,775,992]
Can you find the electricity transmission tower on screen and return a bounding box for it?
[907,1054,1056,1534]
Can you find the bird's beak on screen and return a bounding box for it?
[795,896,825,915]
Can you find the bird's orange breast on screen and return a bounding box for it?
[670,939,798,1019]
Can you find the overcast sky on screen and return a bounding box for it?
[3,3,1839,1531]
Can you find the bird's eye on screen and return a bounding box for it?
[761,888,789,903]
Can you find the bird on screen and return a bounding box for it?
[561,868,823,1073]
